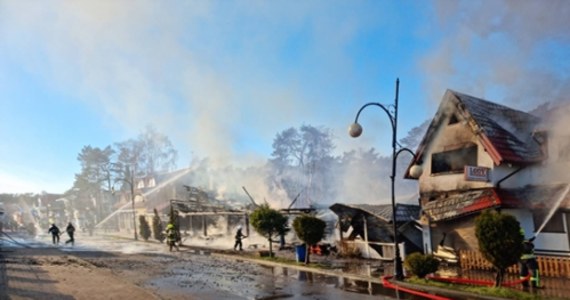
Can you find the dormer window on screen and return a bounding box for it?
[431,144,477,175]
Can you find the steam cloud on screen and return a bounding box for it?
[1,1,568,203]
[422,0,570,109]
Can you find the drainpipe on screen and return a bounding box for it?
[497,166,525,188]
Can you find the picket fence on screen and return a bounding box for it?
[459,250,570,278]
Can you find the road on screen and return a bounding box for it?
[2,232,407,300]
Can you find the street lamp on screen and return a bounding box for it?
[348,78,422,280]
[112,165,138,241]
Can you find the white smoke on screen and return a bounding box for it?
[422,0,570,109]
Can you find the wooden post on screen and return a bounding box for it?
[202,215,207,237]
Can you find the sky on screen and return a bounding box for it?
[0,1,569,195]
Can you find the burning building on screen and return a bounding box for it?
[330,202,423,260]
[406,90,570,258]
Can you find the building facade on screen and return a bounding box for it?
[406,90,570,257]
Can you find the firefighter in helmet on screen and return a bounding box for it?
[519,228,541,288]
[166,223,179,252]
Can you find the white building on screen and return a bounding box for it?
[406,90,570,257]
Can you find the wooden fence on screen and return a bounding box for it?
[459,250,570,278]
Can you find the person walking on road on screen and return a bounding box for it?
[48,223,60,245]
[166,223,179,252]
[65,222,76,246]
[233,225,247,251]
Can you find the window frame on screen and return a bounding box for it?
[431,144,478,175]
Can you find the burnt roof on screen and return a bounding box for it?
[407,90,545,175]
[497,184,570,210]
[455,91,543,163]
[421,188,500,222]
[422,184,570,222]
[329,203,420,223]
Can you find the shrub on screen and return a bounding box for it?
[250,203,289,258]
[152,208,164,243]
[292,214,326,264]
[404,252,440,278]
[139,215,151,241]
[475,209,523,287]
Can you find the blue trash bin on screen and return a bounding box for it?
[295,244,306,262]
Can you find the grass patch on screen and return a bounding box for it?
[407,277,564,300]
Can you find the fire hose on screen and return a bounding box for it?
[381,273,531,300]
[382,275,452,300]
[426,273,531,287]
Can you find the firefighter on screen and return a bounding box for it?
[65,222,76,246]
[48,223,60,245]
[166,223,179,251]
[233,225,246,251]
[519,229,541,288]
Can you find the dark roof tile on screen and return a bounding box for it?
[454,91,543,163]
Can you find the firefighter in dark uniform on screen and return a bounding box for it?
[519,229,541,288]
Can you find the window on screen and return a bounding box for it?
[448,114,459,125]
[533,211,565,233]
[431,145,477,174]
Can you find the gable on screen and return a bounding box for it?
[406,90,545,178]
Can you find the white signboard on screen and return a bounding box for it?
[464,166,490,181]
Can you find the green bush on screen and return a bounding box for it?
[152,208,164,243]
[404,252,440,278]
[292,214,326,264]
[475,210,523,287]
[250,203,289,258]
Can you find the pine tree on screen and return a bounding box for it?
[152,208,164,243]
[139,215,151,241]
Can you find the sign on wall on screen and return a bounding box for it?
[464,166,490,181]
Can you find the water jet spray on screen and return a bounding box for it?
[533,183,570,238]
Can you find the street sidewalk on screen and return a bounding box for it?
[0,244,159,300]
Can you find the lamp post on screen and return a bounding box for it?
[348,78,422,280]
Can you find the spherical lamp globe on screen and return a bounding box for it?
[348,123,363,138]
